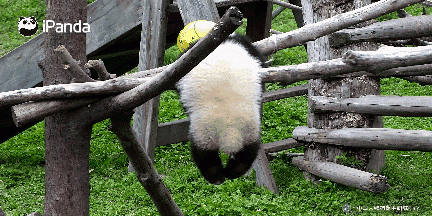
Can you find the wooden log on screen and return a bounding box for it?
[263,138,304,153]
[52,45,94,83]
[343,45,432,73]
[377,63,432,77]
[401,75,432,86]
[263,45,432,85]
[12,98,102,127]
[110,112,183,216]
[272,6,286,20]
[262,85,307,103]
[327,63,432,79]
[254,0,425,56]
[293,126,432,152]
[292,156,389,194]
[330,15,432,47]
[286,153,304,157]
[0,78,150,108]
[85,60,116,81]
[310,95,432,117]
[265,0,302,11]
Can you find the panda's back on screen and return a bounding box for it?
[177,38,263,154]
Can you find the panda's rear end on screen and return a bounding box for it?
[176,34,266,184]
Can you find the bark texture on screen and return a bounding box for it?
[40,0,92,215]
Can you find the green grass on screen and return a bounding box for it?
[1,1,432,215]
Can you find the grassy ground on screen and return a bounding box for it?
[1,0,432,215]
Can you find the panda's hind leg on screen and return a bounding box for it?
[190,142,226,185]
[224,141,260,180]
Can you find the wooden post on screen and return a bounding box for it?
[177,0,219,23]
[301,0,385,183]
[245,1,279,194]
[130,0,169,171]
[41,0,93,214]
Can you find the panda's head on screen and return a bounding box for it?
[18,16,38,37]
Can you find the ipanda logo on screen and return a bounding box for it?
[43,20,91,33]
[18,16,38,37]
[18,16,90,37]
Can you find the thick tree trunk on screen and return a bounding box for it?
[40,0,91,215]
[302,0,385,180]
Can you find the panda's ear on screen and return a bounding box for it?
[30,16,36,20]
[20,16,25,21]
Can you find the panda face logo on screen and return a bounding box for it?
[18,16,38,37]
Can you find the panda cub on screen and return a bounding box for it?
[18,16,38,37]
[176,34,266,185]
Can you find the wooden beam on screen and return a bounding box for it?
[131,0,168,168]
[310,95,432,117]
[292,156,389,193]
[293,126,432,152]
[156,119,190,147]
[246,2,277,193]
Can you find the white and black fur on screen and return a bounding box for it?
[18,16,38,37]
[176,34,266,185]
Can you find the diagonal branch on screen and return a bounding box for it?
[110,111,183,215]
